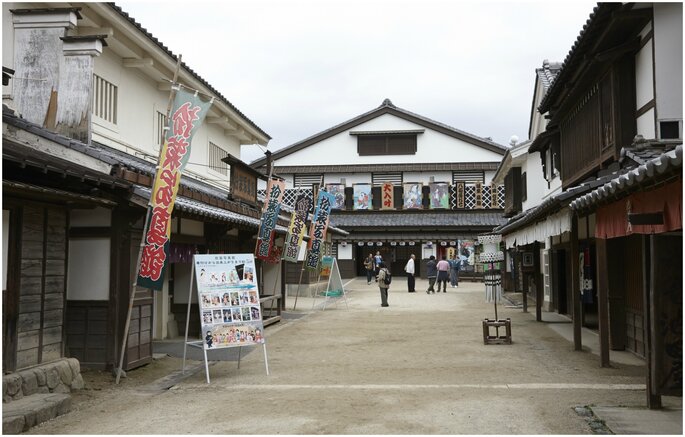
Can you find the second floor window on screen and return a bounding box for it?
[156,111,168,146]
[92,74,118,125]
[208,142,228,176]
[357,134,417,156]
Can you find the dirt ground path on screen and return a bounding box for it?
[27,278,647,434]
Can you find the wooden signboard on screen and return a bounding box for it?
[222,153,266,206]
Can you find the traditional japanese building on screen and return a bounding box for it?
[1,2,274,383]
[495,2,682,408]
[251,99,508,284]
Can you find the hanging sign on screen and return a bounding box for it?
[194,254,265,350]
[282,193,311,262]
[255,178,286,261]
[305,190,335,270]
[137,88,212,290]
[381,182,394,210]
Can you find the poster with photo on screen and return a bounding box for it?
[458,240,476,272]
[403,183,423,209]
[194,254,265,350]
[429,182,450,209]
[353,184,373,210]
[325,184,346,209]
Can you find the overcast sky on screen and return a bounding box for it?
[119,0,596,163]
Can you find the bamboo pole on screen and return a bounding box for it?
[115,55,182,384]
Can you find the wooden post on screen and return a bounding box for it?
[570,213,582,351]
[534,242,542,322]
[595,237,610,367]
[643,235,662,409]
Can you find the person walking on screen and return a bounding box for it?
[364,253,375,285]
[377,262,390,307]
[404,254,416,292]
[436,256,450,292]
[426,255,437,294]
[448,254,460,288]
[374,251,383,282]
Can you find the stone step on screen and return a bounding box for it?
[2,393,71,434]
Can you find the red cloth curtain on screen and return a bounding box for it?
[595,178,682,239]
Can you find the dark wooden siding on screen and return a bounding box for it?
[14,205,67,370]
[337,259,356,279]
[125,289,153,370]
[66,301,109,368]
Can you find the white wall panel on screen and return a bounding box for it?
[67,238,110,300]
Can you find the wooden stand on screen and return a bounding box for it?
[482,318,512,344]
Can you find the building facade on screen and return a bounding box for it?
[252,99,508,284]
[2,3,272,374]
[496,2,682,407]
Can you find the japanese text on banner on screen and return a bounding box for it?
[283,194,311,262]
[255,179,286,261]
[305,190,335,270]
[137,89,211,290]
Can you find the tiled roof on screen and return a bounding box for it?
[131,185,271,230]
[251,98,506,167]
[107,3,270,141]
[620,138,679,166]
[535,60,563,92]
[3,180,117,206]
[494,168,634,235]
[330,211,507,229]
[571,145,683,211]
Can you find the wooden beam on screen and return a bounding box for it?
[77,26,114,38]
[123,58,154,68]
[207,116,229,125]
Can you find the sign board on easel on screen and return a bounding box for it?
[183,253,270,383]
[312,256,348,311]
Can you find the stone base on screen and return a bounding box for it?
[2,358,82,434]
[2,393,71,434]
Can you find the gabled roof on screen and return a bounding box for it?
[250,99,506,168]
[536,60,563,92]
[528,60,562,138]
[330,211,507,229]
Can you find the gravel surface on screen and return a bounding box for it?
[27,278,647,434]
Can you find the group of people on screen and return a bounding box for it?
[366,251,462,306]
[425,254,461,293]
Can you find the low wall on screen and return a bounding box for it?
[3,358,84,403]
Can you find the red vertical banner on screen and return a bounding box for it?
[137,88,212,290]
[381,182,394,210]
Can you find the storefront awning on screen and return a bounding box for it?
[503,208,572,249]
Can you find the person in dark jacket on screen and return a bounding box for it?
[426,255,437,294]
[377,262,390,307]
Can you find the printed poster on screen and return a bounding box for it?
[325,184,346,210]
[320,256,334,278]
[429,182,450,209]
[353,184,373,210]
[403,183,422,209]
[194,254,265,350]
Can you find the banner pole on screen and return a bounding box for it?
[115,55,183,385]
[182,260,195,374]
[292,261,306,310]
[262,343,270,376]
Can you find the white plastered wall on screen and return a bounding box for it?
[275,113,503,167]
